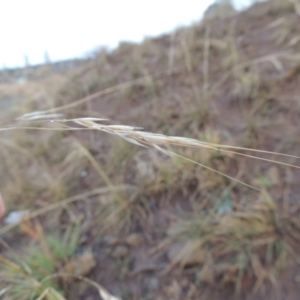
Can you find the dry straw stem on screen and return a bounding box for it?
[6,114,300,192]
[1,49,290,123]
[0,185,134,236]
[33,67,185,115]
[39,274,121,300]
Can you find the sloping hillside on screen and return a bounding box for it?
[1,1,300,299]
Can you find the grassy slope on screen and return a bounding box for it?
[1,0,300,299]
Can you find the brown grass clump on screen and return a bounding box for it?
[2,0,300,299]
[165,190,294,293]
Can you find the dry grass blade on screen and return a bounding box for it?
[0,185,134,236]
[17,112,65,121]
[61,118,300,162]
[0,287,11,297]
[155,146,260,191]
[7,115,300,192]
[40,274,121,300]
[35,67,184,115]
[81,277,122,300]
[34,288,67,300]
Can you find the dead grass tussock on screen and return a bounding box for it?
[0,224,80,299]
[133,129,229,198]
[0,185,133,237]
[0,79,95,212]
[165,190,296,293]
[0,127,87,211]
[0,218,120,300]
[96,189,150,234]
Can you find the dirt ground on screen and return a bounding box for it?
[1,1,300,299]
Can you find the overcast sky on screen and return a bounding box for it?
[0,0,256,68]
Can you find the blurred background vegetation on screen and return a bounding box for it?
[1,0,300,299]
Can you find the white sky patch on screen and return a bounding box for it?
[1,0,258,68]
